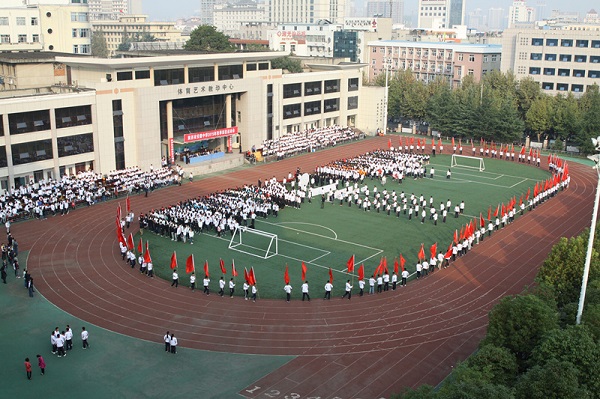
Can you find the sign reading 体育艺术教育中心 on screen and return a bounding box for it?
[184,127,239,143]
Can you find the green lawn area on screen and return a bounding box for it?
[0,256,292,399]
[143,154,551,300]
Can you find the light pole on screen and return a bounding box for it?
[382,57,392,135]
[576,136,600,325]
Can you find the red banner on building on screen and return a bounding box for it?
[169,137,174,163]
[184,126,238,143]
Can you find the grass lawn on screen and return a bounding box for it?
[139,154,551,300]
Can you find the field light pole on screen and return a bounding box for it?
[382,57,392,135]
[576,136,600,325]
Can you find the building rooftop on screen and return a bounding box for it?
[0,85,94,101]
[0,51,87,64]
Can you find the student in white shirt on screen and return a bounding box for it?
[301,281,310,301]
[284,283,292,302]
[169,334,177,354]
[81,327,89,349]
[323,280,333,299]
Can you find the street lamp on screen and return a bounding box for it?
[576,136,600,325]
[382,57,393,136]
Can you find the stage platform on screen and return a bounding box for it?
[175,151,246,176]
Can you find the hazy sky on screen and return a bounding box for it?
[142,0,598,22]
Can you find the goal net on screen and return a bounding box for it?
[451,154,485,172]
[228,226,278,259]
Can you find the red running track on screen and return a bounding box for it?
[13,136,595,399]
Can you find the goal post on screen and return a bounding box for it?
[451,154,485,172]
[228,226,278,259]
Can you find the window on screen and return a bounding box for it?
[1,35,10,44]
[532,38,543,46]
[576,40,589,48]
[589,71,600,78]
[0,17,8,26]
[304,100,321,116]
[11,140,53,165]
[246,63,257,71]
[545,54,556,61]
[135,70,150,80]
[572,84,583,92]
[9,110,50,134]
[543,68,555,76]
[483,55,488,62]
[324,98,339,112]
[16,17,26,26]
[324,79,340,94]
[31,17,38,26]
[573,69,585,77]
[71,12,88,22]
[560,54,572,62]
[32,34,39,43]
[592,40,600,48]
[117,71,133,81]
[72,28,77,38]
[467,69,474,76]
[492,55,498,62]
[188,66,214,82]
[348,78,359,91]
[218,64,243,81]
[458,53,464,61]
[153,68,184,86]
[55,105,92,129]
[57,133,94,157]
[73,45,79,54]
[575,55,587,63]
[542,82,554,90]
[18,34,26,43]
[79,28,89,38]
[283,103,301,119]
[469,54,475,62]
[591,56,600,64]
[558,69,570,77]
[529,67,541,75]
[530,53,542,60]
[347,96,358,110]
[79,44,90,54]
[304,81,321,96]
[0,147,6,168]
[560,39,572,47]
[557,83,568,91]
[283,83,302,99]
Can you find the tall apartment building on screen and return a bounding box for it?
[91,15,184,56]
[368,40,501,86]
[365,0,404,24]
[0,0,92,55]
[417,0,464,29]
[269,0,346,24]
[501,25,600,95]
[87,0,143,20]
[487,8,504,31]
[213,2,269,38]
[199,0,217,26]
[508,0,535,28]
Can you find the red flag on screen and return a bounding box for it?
[383,256,389,275]
[459,226,464,241]
[244,267,250,284]
[529,148,533,157]
[347,255,355,273]
[444,244,453,259]
[452,137,455,147]
[204,260,210,278]
[301,261,307,281]
[388,138,392,149]
[430,243,437,259]
[501,203,506,217]
[117,227,126,246]
[358,264,365,280]
[520,146,526,155]
[231,260,238,277]
[329,267,334,283]
[399,254,406,271]
[453,229,458,244]
[519,195,523,206]
[394,258,399,274]
[493,204,499,217]
[488,206,492,221]
[418,243,425,261]
[249,267,257,285]
[438,138,442,147]
[117,204,122,220]
[143,242,151,263]
[480,213,485,228]
[284,264,290,285]
[127,233,134,250]
[126,195,131,213]
[563,163,569,181]
[137,237,143,253]
[186,254,195,274]
[219,258,227,274]
[170,251,177,270]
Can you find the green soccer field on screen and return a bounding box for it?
[141,154,551,300]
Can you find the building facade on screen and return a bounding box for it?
[368,40,502,85]
[213,2,269,38]
[501,26,600,95]
[0,51,384,190]
[417,0,464,29]
[269,0,347,25]
[508,0,536,28]
[365,0,404,24]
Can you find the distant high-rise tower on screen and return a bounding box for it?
[487,7,504,30]
[366,0,404,24]
[128,0,142,14]
[417,0,464,29]
[200,0,216,25]
[269,0,346,24]
[508,0,535,27]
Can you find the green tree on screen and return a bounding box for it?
[391,385,437,399]
[551,93,580,142]
[525,96,552,141]
[482,294,558,368]
[514,359,592,399]
[91,30,109,58]
[465,345,519,386]
[270,56,303,73]
[582,303,600,341]
[184,25,234,52]
[117,34,133,52]
[139,32,156,42]
[436,364,515,399]
[576,84,600,154]
[515,77,541,120]
[531,325,600,392]
[536,233,600,307]
[427,84,456,136]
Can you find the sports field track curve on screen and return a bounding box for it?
[13,135,595,399]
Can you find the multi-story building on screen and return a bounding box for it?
[88,0,128,20]
[417,0,465,29]
[584,9,600,24]
[91,15,184,57]
[501,25,600,95]
[487,8,505,31]
[368,40,502,86]
[213,2,269,38]
[365,0,404,24]
[199,0,217,26]
[0,0,92,54]
[508,0,536,28]
[269,0,346,25]
[0,51,384,190]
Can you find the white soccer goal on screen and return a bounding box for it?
[228,226,279,259]
[451,154,485,172]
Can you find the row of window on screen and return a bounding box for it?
[0,16,38,26]
[282,97,358,119]
[73,44,90,54]
[72,28,90,38]
[0,34,39,44]
[531,38,600,48]
[70,12,89,22]
[3,105,92,136]
[150,65,244,86]
[6,133,94,167]
[530,53,600,63]
[529,68,600,78]
[541,83,587,92]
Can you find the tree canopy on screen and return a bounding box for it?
[184,25,234,52]
[270,56,303,73]
[91,30,109,58]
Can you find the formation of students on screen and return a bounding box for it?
[1,231,20,285]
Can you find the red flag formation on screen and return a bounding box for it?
[186,255,195,274]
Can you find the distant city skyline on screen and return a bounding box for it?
[143,0,597,23]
